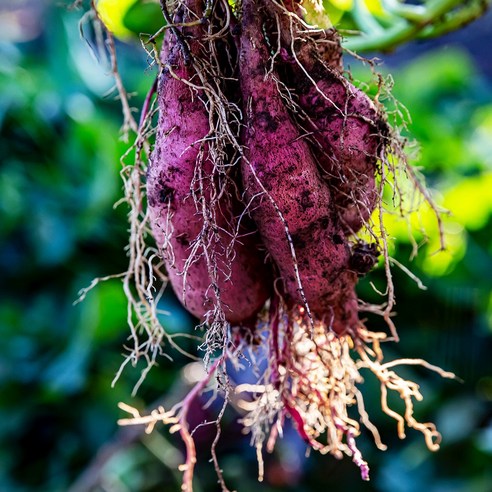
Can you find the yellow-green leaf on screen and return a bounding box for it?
[96,0,138,39]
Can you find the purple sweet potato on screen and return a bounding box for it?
[265,1,387,233]
[239,0,358,330]
[146,5,270,324]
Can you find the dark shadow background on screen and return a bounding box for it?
[0,1,491,491]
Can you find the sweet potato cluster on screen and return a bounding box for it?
[146,0,387,335]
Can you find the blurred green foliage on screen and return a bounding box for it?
[0,2,491,492]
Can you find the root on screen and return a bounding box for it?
[356,336,456,449]
[77,5,176,391]
[237,308,457,481]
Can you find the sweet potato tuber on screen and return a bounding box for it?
[239,0,358,330]
[147,4,270,324]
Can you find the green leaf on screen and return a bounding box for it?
[123,1,165,36]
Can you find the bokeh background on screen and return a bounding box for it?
[1,1,491,491]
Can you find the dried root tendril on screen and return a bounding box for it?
[236,308,456,482]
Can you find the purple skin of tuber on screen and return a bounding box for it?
[239,0,358,332]
[297,69,385,234]
[146,13,270,325]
